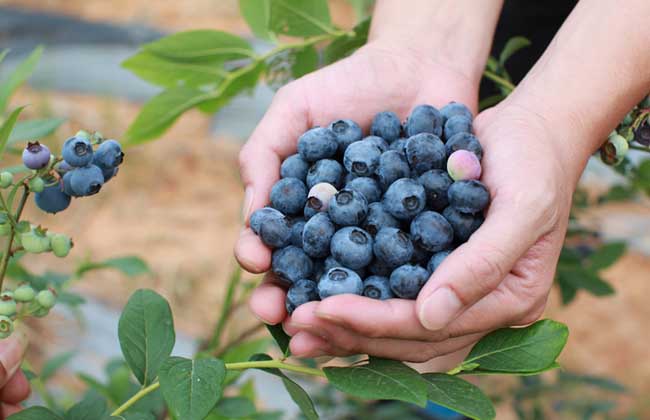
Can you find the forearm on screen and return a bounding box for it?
[368,0,504,86]
[506,0,650,181]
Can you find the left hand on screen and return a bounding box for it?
[0,333,31,418]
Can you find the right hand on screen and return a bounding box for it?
[0,333,30,418]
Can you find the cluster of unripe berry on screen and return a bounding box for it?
[600,94,650,165]
[249,102,490,314]
[0,285,56,338]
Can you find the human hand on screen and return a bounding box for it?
[0,333,30,418]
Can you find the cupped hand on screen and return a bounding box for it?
[0,333,31,418]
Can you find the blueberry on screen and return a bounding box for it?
[376,150,410,190]
[290,218,306,247]
[330,227,374,269]
[250,207,284,235]
[443,115,472,141]
[405,104,443,137]
[297,127,338,162]
[382,178,426,220]
[389,138,408,155]
[270,177,308,215]
[302,212,336,258]
[312,258,326,280]
[418,169,453,211]
[443,206,484,242]
[427,250,452,272]
[371,111,402,142]
[13,285,35,302]
[0,172,12,189]
[345,177,382,203]
[102,167,119,182]
[286,279,319,314]
[373,227,413,268]
[259,213,292,248]
[22,142,51,169]
[57,161,73,174]
[304,183,337,219]
[329,119,363,153]
[410,211,454,252]
[272,246,313,285]
[363,135,390,153]
[447,150,482,181]
[440,102,473,123]
[389,264,430,299]
[328,189,368,226]
[405,133,446,174]
[448,180,490,214]
[362,202,400,236]
[50,233,73,258]
[324,256,366,279]
[445,133,484,160]
[62,171,78,197]
[634,121,650,146]
[93,139,124,170]
[36,289,57,309]
[34,184,71,214]
[28,177,45,193]
[318,267,363,299]
[410,243,433,265]
[281,154,310,181]
[306,159,343,189]
[363,276,394,300]
[368,258,393,277]
[70,164,104,196]
[600,133,629,165]
[343,140,382,177]
[62,136,94,167]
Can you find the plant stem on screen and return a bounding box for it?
[482,70,516,93]
[204,267,242,353]
[110,360,325,416]
[630,144,650,152]
[215,323,265,357]
[0,186,28,291]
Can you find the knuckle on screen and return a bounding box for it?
[335,335,359,353]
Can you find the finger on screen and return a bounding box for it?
[234,228,271,274]
[2,403,22,417]
[0,371,30,404]
[248,273,287,325]
[289,331,346,358]
[0,333,27,388]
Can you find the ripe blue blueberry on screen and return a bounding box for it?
[443,115,472,141]
[330,227,374,269]
[448,180,490,214]
[371,111,402,142]
[389,138,408,155]
[297,127,338,162]
[304,183,337,219]
[343,140,382,177]
[318,267,363,299]
[312,258,326,280]
[345,177,382,203]
[362,202,400,236]
[102,167,119,183]
[70,164,104,196]
[445,132,484,160]
[382,178,426,220]
[250,207,284,235]
[376,150,410,190]
[289,218,306,247]
[410,211,454,252]
[427,250,452,272]
[259,212,292,248]
[22,142,51,169]
[368,258,393,277]
[440,102,473,123]
[328,189,368,226]
[389,264,430,299]
[324,256,366,279]
[92,139,124,170]
[35,184,72,214]
[418,169,453,211]
[306,159,343,189]
[443,206,484,242]
[329,119,363,153]
[281,154,310,181]
[272,246,314,285]
[302,212,336,258]
[270,177,308,215]
[410,243,433,265]
[633,121,650,146]
[405,104,443,137]
[57,161,73,174]
[363,276,394,300]
[373,227,414,268]
[405,133,446,174]
[62,136,94,167]
[363,135,390,153]
[285,279,319,314]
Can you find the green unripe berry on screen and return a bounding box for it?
[76,130,91,140]
[0,316,13,338]
[600,133,629,165]
[0,297,17,317]
[14,285,35,302]
[0,172,12,188]
[50,234,73,258]
[0,291,13,300]
[28,177,45,193]
[21,229,51,253]
[32,307,49,318]
[36,290,56,309]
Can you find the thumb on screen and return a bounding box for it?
[0,331,27,387]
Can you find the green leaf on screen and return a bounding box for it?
[111,413,155,420]
[143,30,253,61]
[57,291,86,307]
[212,397,256,418]
[159,357,226,420]
[266,323,291,357]
[0,106,25,157]
[240,0,273,41]
[347,0,374,21]
[122,51,227,89]
[588,242,626,270]
[556,275,578,305]
[0,46,43,113]
[558,371,627,393]
[291,46,319,78]
[118,289,176,385]
[422,373,495,420]
[249,354,319,419]
[461,320,569,374]
[77,256,151,278]
[22,368,37,381]
[222,338,270,384]
[323,357,430,407]
[41,351,76,382]
[557,268,615,297]
[125,87,214,144]
[323,18,370,64]
[66,392,111,420]
[197,61,265,114]
[7,407,63,420]
[269,0,334,37]
[479,94,505,111]
[462,361,561,376]
[8,117,66,144]
[499,36,531,66]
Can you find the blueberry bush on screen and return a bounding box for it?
[2,1,649,419]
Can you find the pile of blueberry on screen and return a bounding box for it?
[248,103,489,314]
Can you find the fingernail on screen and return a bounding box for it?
[242,187,254,222]
[419,287,462,331]
[0,331,28,386]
